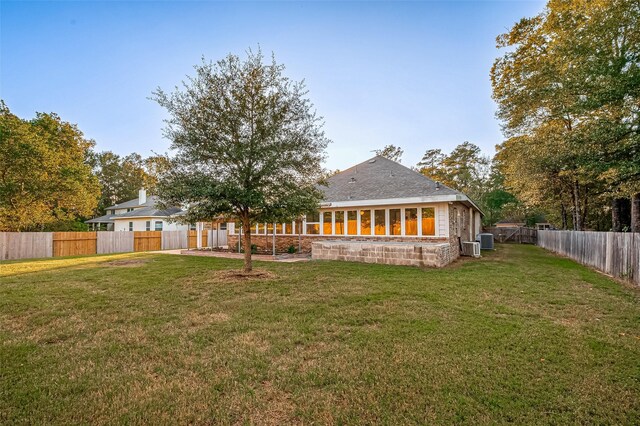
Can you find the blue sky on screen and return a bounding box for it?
[1,0,544,170]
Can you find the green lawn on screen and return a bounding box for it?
[1,245,639,425]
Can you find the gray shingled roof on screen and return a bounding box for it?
[85,213,116,223]
[106,195,159,210]
[321,156,462,202]
[88,195,183,223]
[114,206,183,218]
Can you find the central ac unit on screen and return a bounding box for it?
[462,241,481,258]
[476,233,494,250]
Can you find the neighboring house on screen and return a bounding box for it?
[227,156,483,261]
[495,218,526,228]
[496,218,553,230]
[86,189,188,232]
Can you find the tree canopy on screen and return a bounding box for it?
[0,101,99,231]
[153,49,329,271]
[374,144,404,162]
[491,0,640,230]
[90,151,169,214]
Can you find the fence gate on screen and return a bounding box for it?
[482,227,537,244]
[53,232,97,257]
[133,231,162,252]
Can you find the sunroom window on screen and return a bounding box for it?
[322,212,332,234]
[360,210,371,235]
[421,208,435,235]
[306,212,320,234]
[374,210,386,235]
[389,209,401,235]
[405,208,418,235]
[347,211,357,235]
[335,211,345,235]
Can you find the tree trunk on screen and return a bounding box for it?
[561,203,568,230]
[612,198,631,232]
[572,180,581,231]
[612,198,623,231]
[241,216,252,272]
[632,193,640,233]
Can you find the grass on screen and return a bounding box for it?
[1,245,639,425]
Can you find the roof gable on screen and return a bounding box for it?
[321,156,461,202]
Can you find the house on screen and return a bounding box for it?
[495,218,526,228]
[227,156,483,266]
[86,189,189,232]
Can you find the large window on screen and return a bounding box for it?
[257,223,266,234]
[154,221,163,231]
[374,209,386,235]
[322,212,332,234]
[285,222,293,234]
[389,209,401,235]
[405,208,418,235]
[267,223,274,234]
[335,211,345,235]
[347,211,357,235]
[306,212,320,234]
[360,210,371,235]
[421,208,435,235]
[275,223,283,234]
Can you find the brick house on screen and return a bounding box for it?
[227,156,482,265]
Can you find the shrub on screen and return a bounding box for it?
[287,245,297,254]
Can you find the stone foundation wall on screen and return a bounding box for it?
[227,234,449,254]
[311,241,453,268]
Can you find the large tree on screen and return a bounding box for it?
[491,0,640,230]
[0,102,99,231]
[153,50,329,271]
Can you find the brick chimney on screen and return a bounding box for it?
[138,188,147,205]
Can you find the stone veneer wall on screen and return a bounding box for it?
[227,234,449,254]
[311,241,453,268]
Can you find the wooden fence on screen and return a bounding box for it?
[483,227,537,244]
[0,230,228,261]
[538,230,640,286]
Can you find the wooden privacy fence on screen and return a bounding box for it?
[538,230,640,286]
[1,230,228,261]
[483,227,537,244]
[53,232,97,257]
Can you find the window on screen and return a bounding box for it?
[306,212,320,234]
[276,223,283,234]
[155,221,163,231]
[267,223,274,234]
[285,222,293,234]
[257,223,266,234]
[219,223,227,230]
[334,211,344,235]
[146,221,151,231]
[347,210,357,235]
[421,208,436,236]
[129,222,133,231]
[127,208,134,212]
[360,210,371,235]
[405,208,418,235]
[374,210,386,235]
[322,212,332,234]
[189,223,196,230]
[389,209,401,235]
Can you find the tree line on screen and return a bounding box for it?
[0,101,170,231]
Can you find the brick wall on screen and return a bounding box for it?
[227,233,449,254]
[311,241,453,268]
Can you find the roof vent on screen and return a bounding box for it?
[368,159,376,163]
[435,182,441,190]
[349,177,356,183]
